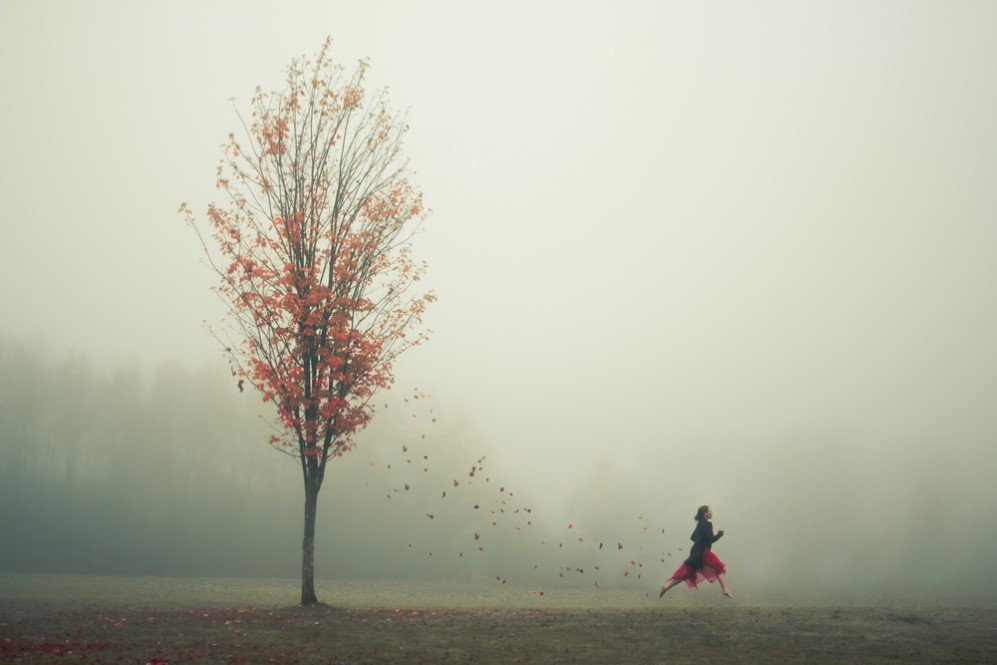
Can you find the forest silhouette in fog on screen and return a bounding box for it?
[2,331,994,602]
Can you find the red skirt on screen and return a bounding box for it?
[669,548,726,589]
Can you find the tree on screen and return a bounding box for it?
[179,37,434,604]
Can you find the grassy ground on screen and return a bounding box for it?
[1,574,994,663]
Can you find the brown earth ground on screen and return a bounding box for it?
[0,575,994,663]
[2,604,995,664]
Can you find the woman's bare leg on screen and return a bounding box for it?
[717,572,732,597]
[659,577,682,598]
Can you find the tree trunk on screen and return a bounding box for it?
[301,484,319,604]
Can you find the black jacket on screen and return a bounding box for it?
[683,518,722,568]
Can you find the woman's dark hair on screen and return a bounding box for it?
[695,505,710,521]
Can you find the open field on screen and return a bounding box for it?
[1,574,995,663]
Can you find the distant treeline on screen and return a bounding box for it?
[0,333,572,581]
[2,332,996,600]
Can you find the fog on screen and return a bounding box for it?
[1,0,995,602]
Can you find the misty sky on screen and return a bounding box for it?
[2,0,995,544]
